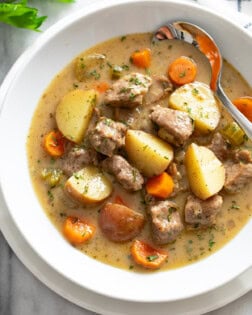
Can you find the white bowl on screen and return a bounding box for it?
[0,0,252,303]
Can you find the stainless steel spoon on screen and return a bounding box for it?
[154,21,252,141]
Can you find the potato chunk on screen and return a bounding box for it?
[125,130,173,177]
[99,203,145,242]
[184,143,225,200]
[169,82,220,133]
[65,166,112,204]
[56,89,97,143]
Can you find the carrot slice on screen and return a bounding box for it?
[233,96,252,122]
[146,172,174,199]
[168,56,197,86]
[131,239,168,269]
[130,48,151,68]
[63,216,95,245]
[43,130,65,157]
[94,82,110,93]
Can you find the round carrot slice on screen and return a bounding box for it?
[233,96,252,122]
[63,216,95,245]
[131,239,168,269]
[43,130,65,157]
[168,56,197,86]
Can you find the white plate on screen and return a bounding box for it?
[0,0,252,304]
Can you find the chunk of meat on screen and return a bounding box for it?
[150,105,193,145]
[185,194,223,229]
[232,149,252,163]
[149,201,184,244]
[104,73,152,108]
[167,162,189,196]
[88,117,127,157]
[102,155,144,191]
[145,75,173,104]
[114,106,155,133]
[61,147,98,176]
[207,132,228,161]
[224,162,252,193]
[99,203,145,242]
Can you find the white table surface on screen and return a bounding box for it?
[1,1,252,314]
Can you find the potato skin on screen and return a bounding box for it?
[125,130,174,177]
[99,203,145,242]
[65,166,113,204]
[184,143,225,200]
[56,89,97,143]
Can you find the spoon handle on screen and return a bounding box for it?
[216,85,252,141]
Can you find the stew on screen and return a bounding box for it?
[27,33,252,271]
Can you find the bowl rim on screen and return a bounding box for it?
[0,0,252,303]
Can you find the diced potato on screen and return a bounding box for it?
[75,53,105,81]
[65,166,113,204]
[125,130,174,177]
[169,82,220,133]
[56,89,97,143]
[184,143,225,200]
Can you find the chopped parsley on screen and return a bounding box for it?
[47,190,54,202]
[89,70,100,80]
[104,118,112,126]
[230,200,240,210]
[192,88,199,96]
[132,169,137,182]
[119,87,130,94]
[83,185,89,194]
[146,255,159,262]
[129,93,136,101]
[179,70,186,78]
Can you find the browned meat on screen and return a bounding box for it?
[207,132,228,161]
[104,73,152,108]
[168,162,189,197]
[224,162,252,193]
[99,203,145,242]
[114,106,155,133]
[232,149,252,163]
[102,155,144,191]
[149,201,184,244]
[88,117,127,157]
[185,194,223,229]
[145,75,173,104]
[61,147,98,176]
[150,105,193,145]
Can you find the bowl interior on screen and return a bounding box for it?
[0,0,252,302]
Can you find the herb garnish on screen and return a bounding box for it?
[0,0,74,31]
[192,88,199,96]
[146,255,158,262]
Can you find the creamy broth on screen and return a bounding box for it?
[27,33,252,272]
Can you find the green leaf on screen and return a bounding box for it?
[56,0,75,2]
[0,2,47,30]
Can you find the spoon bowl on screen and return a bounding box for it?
[154,21,252,140]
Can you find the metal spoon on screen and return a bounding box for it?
[154,21,252,141]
